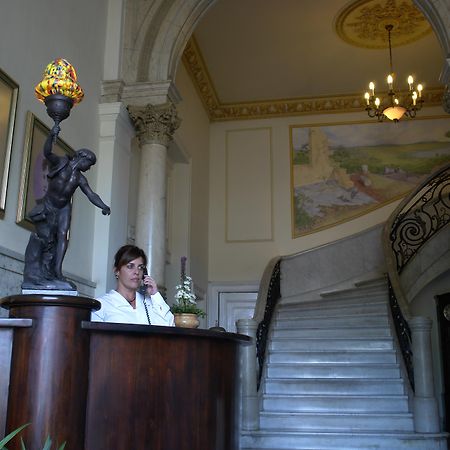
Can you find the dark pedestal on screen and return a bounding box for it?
[0,295,99,450]
[0,296,249,450]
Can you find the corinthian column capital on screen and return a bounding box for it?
[127,102,181,146]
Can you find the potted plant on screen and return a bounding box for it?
[171,256,205,328]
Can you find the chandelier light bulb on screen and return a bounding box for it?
[364,92,370,105]
[412,91,418,105]
[387,74,393,89]
[369,82,375,95]
[394,98,399,105]
[417,84,423,96]
[375,97,381,107]
[408,75,414,87]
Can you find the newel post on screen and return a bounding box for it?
[410,316,440,432]
[236,318,259,431]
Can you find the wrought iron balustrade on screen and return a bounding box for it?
[255,259,281,390]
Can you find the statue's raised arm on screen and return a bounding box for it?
[43,125,61,164]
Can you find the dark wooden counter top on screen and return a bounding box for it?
[82,320,251,343]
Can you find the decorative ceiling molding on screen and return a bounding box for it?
[182,37,221,116]
[182,36,443,122]
[334,0,431,49]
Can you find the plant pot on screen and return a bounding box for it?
[174,313,200,328]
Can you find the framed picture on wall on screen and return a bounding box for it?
[0,68,19,218]
[16,111,74,230]
[290,117,450,238]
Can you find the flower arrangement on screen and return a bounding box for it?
[171,256,205,317]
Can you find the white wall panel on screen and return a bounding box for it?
[226,128,273,242]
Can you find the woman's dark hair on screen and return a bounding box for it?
[113,245,147,270]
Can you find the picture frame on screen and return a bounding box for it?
[0,68,19,218]
[290,117,450,238]
[16,111,74,230]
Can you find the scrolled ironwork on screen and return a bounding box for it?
[387,277,414,390]
[255,260,281,390]
[389,163,450,273]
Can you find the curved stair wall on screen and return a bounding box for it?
[281,223,386,303]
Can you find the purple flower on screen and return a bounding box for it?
[181,256,187,278]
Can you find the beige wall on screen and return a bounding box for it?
[208,107,447,283]
[0,0,108,283]
[168,63,210,303]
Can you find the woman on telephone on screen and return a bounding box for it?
[92,245,175,326]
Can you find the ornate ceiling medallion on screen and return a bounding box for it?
[335,0,431,48]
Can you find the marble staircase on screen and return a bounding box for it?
[241,278,448,450]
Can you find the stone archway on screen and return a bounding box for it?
[121,0,215,86]
[124,0,450,91]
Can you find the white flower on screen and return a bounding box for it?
[174,274,197,307]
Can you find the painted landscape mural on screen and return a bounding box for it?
[290,117,450,237]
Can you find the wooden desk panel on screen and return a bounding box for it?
[0,298,249,450]
[84,324,245,450]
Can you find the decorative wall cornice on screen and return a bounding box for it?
[182,37,221,118]
[182,35,444,122]
[101,80,181,107]
[127,103,181,146]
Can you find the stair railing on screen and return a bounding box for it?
[237,256,281,431]
[387,277,414,390]
[253,257,281,390]
[383,162,450,319]
[383,162,450,392]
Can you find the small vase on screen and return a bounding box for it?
[174,313,200,328]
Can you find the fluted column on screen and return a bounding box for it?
[410,316,440,432]
[236,318,259,431]
[127,103,181,286]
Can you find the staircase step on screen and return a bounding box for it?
[354,275,387,288]
[262,394,409,413]
[267,363,400,379]
[320,285,389,300]
[275,313,389,329]
[268,350,397,364]
[245,279,432,448]
[277,302,388,319]
[272,326,391,339]
[281,290,387,308]
[270,337,394,351]
[259,411,414,432]
[241,430,449,450]
[264,378,406,395]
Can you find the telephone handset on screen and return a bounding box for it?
[138,267,148,296]
[139,267,153,325]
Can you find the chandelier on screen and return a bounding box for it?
[364,24,423,122]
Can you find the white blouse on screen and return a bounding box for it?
[91,290,175,326]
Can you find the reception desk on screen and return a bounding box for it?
[0,295,250,450]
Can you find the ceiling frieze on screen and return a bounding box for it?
[182,36,443,122]
[182,37,220,116]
